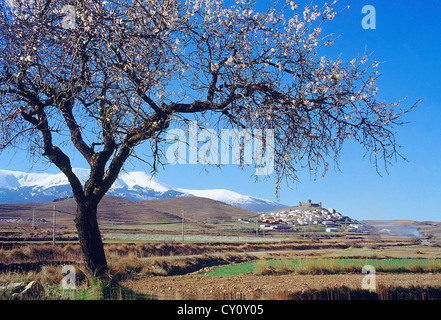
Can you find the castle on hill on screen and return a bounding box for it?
[298,199,322,208]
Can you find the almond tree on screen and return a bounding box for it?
[0,0,418,277]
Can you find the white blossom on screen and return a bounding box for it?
[225,56,234,65]
[290,1,299,10]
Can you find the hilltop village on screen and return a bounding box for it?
[256,200,363,233]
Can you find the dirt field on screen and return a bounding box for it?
[123,273,441,300]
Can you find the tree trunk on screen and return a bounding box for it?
[74,200,108,278]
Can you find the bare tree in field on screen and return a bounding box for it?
[0,0,418,277]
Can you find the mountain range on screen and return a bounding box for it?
[0,169,286,212]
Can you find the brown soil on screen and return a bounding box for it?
[123,273,441,300]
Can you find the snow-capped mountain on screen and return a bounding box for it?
[176,188,286,212]
[0,169,285,212]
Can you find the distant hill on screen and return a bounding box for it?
[0,195,257,228]
[139,197,257,222]
[0,169,285,212]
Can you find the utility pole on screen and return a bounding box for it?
[52,204,56,247]
[32,208,35,229]
[255,216,258,236]
[181,210,185,243]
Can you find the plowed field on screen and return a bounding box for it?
[123,273,441,300]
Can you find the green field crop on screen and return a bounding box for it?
[204,258,441,276]
[103,233,290,243]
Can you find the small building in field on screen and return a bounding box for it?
[326,227,338,233]
[273,225,292,231]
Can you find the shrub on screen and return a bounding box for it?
[8,248,28,262]
[253,260,276,275]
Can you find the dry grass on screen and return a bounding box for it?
[0,242,260,300]
[166,285,441,300]
[1,238,439,300]
[108,252,258,277]
[286,285,441,300]
[0,244,82,265]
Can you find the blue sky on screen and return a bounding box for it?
[1,0,441,221]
